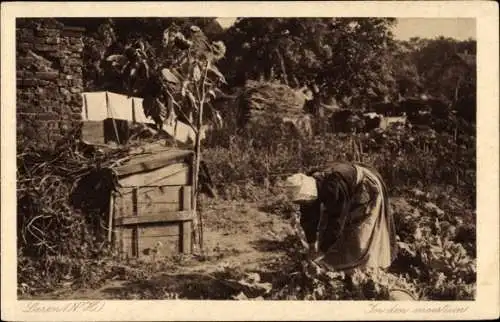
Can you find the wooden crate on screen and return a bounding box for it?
[112,184,194,260]
[109,147,197,260]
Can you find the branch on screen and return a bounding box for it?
[199,60,210,128]
[165,90,198,134]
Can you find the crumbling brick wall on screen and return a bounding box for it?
[16,18,85,150]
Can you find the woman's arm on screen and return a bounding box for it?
[317,173,352,252]
[299,200,321,246]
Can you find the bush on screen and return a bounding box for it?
[204,121,475,206]
[202,113,476,300]
[16,130,135,295]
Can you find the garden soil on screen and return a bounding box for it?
[32,199,297,300]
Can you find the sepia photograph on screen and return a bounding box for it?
[2,1,499,321]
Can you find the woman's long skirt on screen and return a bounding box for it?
[314,165,394,272]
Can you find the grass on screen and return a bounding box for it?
[17,113,476,300]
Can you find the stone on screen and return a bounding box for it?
[20,78,38,87]
[71,79,83,87]
[17,28,34,38]
[69,37,82,45]
[62,26,86,32]
[53,104,65,113]
[45,37,61,45]
[49,133,63,142]
[67,58,81,66]
[34,43,58,52]
[17,91,35,101]
[60,87,70,96]
[71,104,83,113]
[17,43,34,51]
[47,51,64,59]
[35,29,59,37]
[37,113,60,121]
[61,65,72,73]
[35,71,59,80]
[38,80,54,87]
[17,33,35,43]
[17,57,35,66]
[25,50,56,71]
[46,121,59,130]
[61,30,84,37]
[17,102,40,113]
[33,37,48,45]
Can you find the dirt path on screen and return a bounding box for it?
[37,199,296,300]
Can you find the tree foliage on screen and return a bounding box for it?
[220,18,398,108]
[80,18,475,122]
[390,36,476,122]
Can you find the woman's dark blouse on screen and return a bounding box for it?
[299,162,359,253]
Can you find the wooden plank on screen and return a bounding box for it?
[119,228,134,258]
[118,163,190,187]
[108,194,114,243]
[138,224,180,237]
[115,211,195,226]
[139,236,179,257]
[181,221,192,254]
[121,237,132,258]
[115,201,181,218]
[121,228,182,258]
[152,169,190,187]
[113,150,193,177]
[182,186,191,211]
[116,221,194,258]
[115,225,124,257]
[132,226,139,257]
[137,202,181,215]
[137,186,182,204]
[114,186,186,218]
[132,187,138,216]
[116,186,183,203]
[81,121,105,144]
[114,187,135,220]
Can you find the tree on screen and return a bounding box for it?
[389,40,423,99]
[103,22,227,250]
[412,37,476,102]
[220,18,397,109]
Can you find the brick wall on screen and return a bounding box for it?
[16,18,85,150]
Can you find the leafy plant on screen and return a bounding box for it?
[103,25,227,249]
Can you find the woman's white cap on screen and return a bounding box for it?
[283,173,318,202]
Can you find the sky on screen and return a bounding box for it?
[216,17,476,41]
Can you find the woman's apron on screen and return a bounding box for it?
[314,165,393,272]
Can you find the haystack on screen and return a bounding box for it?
[243,80,307,114]
[237,81,311,137]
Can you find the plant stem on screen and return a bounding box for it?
[192,60,210,251]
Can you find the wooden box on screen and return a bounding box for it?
[110,148,196,260]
